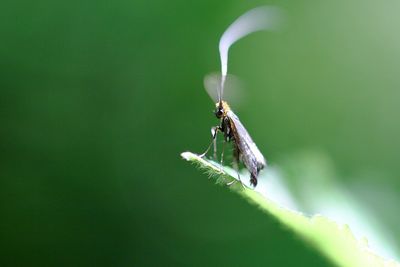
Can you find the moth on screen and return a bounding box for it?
[200,74,266,187]
[198,5,280,187]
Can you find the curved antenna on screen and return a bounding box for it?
[219,6,283,101]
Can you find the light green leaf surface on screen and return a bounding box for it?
[181,151,400,267]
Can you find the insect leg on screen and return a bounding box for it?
[227,144,244,188]
[226,157,242,186]
[226,161,238,186]
[219,139,226,172]
[199,126,219,158]
[213,128,218,160]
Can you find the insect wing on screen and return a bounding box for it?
[203,72,243,105]
[227,110,266,168]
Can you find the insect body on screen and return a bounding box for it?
[208,100,266,187]
[199,5,280,187]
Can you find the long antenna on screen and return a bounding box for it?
[218,6,283,102]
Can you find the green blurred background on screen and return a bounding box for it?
[2,0,400,266]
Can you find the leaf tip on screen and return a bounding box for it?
[180,151,193,161]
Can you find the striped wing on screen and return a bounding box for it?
[227,110,266,173]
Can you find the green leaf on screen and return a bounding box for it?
[181,151,400,267]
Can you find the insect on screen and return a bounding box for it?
[200,74,266,187]
[198,6,281,187]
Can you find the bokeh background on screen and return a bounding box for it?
[2,0,400,266]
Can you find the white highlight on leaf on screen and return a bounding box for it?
[219,6,283,99]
